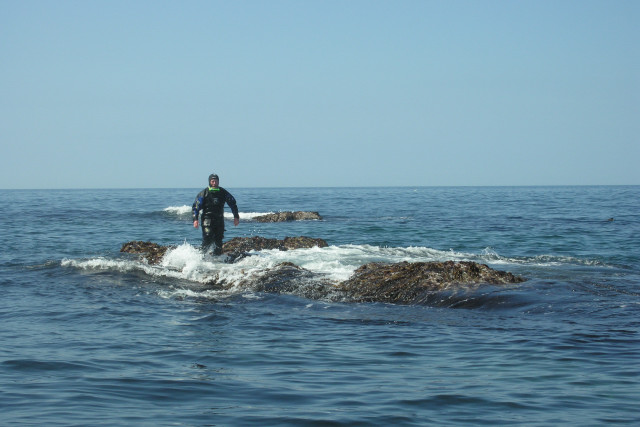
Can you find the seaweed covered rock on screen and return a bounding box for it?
[222,236,328,253]
[254,211,322,222]
[120,241,172,264]
[337,261,525,304]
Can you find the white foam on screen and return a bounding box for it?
[61,257,165,278]
[61,251,220,283]
[163,205,273,221]
[163,205,192,215]
[61,242,609,294]
[59,244,472,287]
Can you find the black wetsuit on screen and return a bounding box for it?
[192,187,239,255]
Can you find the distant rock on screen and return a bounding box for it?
[254,211,322,222]
[337,261,525,304]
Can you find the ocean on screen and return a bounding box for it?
[1,186,638,426]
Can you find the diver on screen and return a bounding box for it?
[192,173,240,255]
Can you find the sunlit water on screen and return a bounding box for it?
[1,186,638,426]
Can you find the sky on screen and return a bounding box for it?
[1,0,638,189]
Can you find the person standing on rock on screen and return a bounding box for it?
[192,173,240,255]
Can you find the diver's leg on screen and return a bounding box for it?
[212,223,224,255]
[201,218,214,252]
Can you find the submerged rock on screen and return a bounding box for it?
[254,211,322,222]
[337,261,525,305]
[206,261,334,300]
[222,236,328,253]
[120,236,328,265]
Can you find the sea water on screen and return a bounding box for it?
[0,186,638,426]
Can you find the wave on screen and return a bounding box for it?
[162,205,273,221]
[61,242,613,300]
[476,247,612,268]
[60,244,539,310]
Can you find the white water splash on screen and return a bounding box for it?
[162,205,192,216]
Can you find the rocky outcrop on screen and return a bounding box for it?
[119,238,526,306]
[337,261,525,304]
[254,211,322,222]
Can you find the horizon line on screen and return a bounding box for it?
[1,184,638,191]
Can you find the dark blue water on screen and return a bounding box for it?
[1,186,638,426]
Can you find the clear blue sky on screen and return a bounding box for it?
[1,0,638,189]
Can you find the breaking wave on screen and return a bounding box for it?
[61,242,613,292]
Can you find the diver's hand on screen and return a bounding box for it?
[193,220,199,228]
[234,218,239,226]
